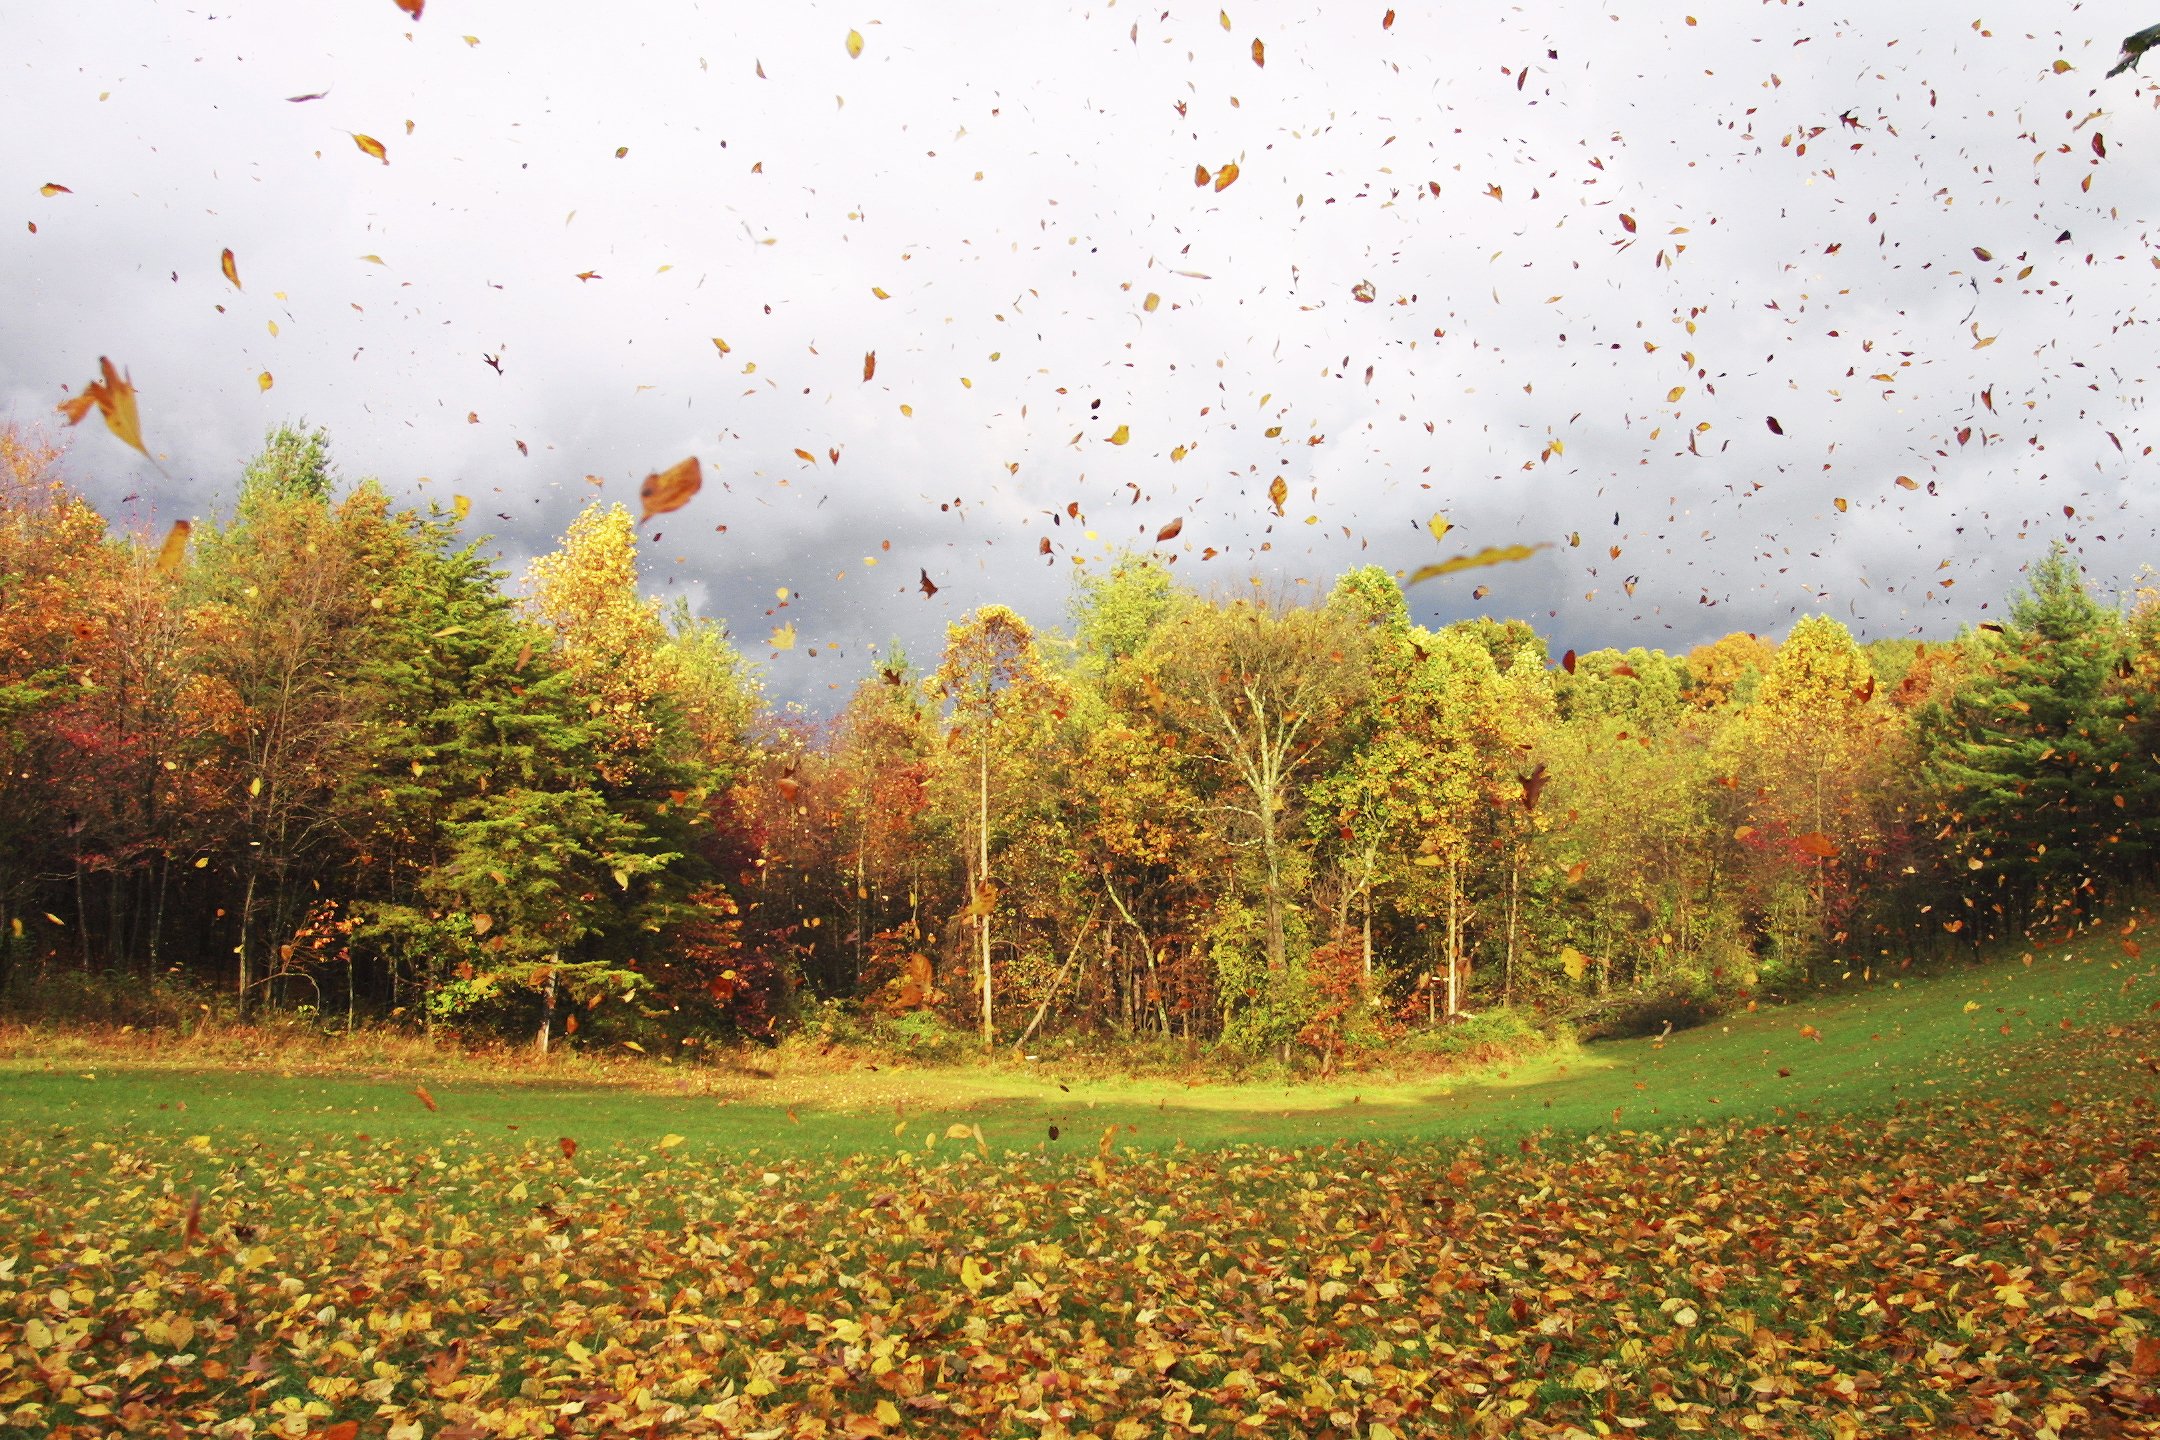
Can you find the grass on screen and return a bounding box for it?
[2,916,2156,1438]
[4,926,2150,1157]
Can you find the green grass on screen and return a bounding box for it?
[5,931,2151,1158]
[2,923,2156,1438]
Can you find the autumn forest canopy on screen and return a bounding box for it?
[3,422,2154,1062]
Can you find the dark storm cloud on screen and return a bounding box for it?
[3,0,2154,709]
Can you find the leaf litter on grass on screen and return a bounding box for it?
[2,1006,2157,1438]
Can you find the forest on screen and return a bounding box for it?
[3,422,2155,1064]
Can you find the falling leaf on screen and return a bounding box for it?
[1792,832,1840,858]
[1107,424,1131,445]
[154,521,191,579]
[1765,416,1783,435]
[1267,476,1288,515]
[1405,543,1550,584]
[846,28,864,58]
[413,1085,438,1112]
[770,622,796,650]
[1352,279,1377,303]
[712,337,731,354]
[1518,763,1549,811]
[1894,475,1920,491]
[257,371,273,392]
[1143,292,1161,312]
[351,133,389,164]
[1251,37,1265,66]
[638,456,703,522]
[39,182,72,196]
[1619,213,1637,233]
[1214,161,1240,191]
[392,0,422,16]
[1834,497,1849,512]
[1194,164,1210,187]
[1426,514,1453,542]
[1561,946,1589,981]
[1561,648,1576,674]
[1382,8,1395,27]
[55,357,149,458]
[863,351,876,382]
[919,569,939,598]
[1155,517,1184,543]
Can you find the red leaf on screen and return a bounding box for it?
[559,1136,578,1160]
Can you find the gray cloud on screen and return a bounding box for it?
[4,0,2154,708]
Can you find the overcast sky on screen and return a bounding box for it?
[5,0,2157,708]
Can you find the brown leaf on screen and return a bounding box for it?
[863,350,876,382]
[1155,516,1184,543]
[1518,763,1549,811]
[919,568,939,598]
[1765,415,1783,435]
[1561,648,1576,674]
[1792,832,1840,858]
[55,356,150,458]
[154,520,191,579]
[638,456,703,521]
[414,1085,438,1112]
[352,133,389,164]
[559,1136,578,1160]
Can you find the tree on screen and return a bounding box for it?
[929,606,1066,1046]
[1137,593,1364,1039]
[1916,546,2144,937]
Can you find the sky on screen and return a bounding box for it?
[5,0,2157,709]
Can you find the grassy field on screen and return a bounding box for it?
[3,919,2157,1437]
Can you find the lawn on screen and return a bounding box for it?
[3,921,2157,1437]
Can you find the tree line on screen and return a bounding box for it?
[3,424,2154,1057]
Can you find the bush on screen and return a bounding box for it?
[1395,1007,1550,1067]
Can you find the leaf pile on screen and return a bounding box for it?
[3,1016,2157,1437]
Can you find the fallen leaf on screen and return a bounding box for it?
[559,1137,578,1160]
[55,356,150,458]
[154,520,191,579]
[657,1133,686,1150]
[1405,543,1550,584]
[638,456,703,522]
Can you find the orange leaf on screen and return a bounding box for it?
[39,182,72,196]
[221,248,241,289]
[314,1423,360,1440]
[1798,1024,1823,1042]
[155,520,191,579]
[55,356,150,458]
[638,456,703,521]
[413,1085,438,1111]
[1156,516,1184,543]
[863,350,876,382]
[559,1136,578,1160]
[1251,37,1265,66]
[1267,475,1287,515]
[352,132,389,164]
[1382,8,1395,27]
[1213,161,1240,191]
[392,0,422,17]
[1194,163,1211,187]
[1792,832,1840,858]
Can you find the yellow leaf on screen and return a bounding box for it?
[452,494,472,521]
[945,1123,974,1138]
[845,28,865,58]
[875,1401,901,1426]
[154,520,191,579]
[257,371,273,392]
[657,1133,685,1149]
[220,248,241,289]
[872,286,890,299]
[1169,445,1187,462]
[960,1255,989,1293]
[1219,9,1231,29]
[712,337,730,354]
[351,132,389,164]
[1667,385,1686,403]
[248,776,262,798]
[1213,160,1240,191]
[770,621,796,650]
[1107,424,1131,445]
[1405,542,1551,584]
[55,356,150,458]
[612,867,631,889]
[1427,513,1453,542]
[1143,292,1161,312]
[1267,475,1288,515]
[1561,945,1589,981]
[39,182,72,197]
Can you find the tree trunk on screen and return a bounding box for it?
[1503,852,1521,1005]
[978,737,993,1048]
[1444,854,1461,1018]
[536,964,558,1055]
